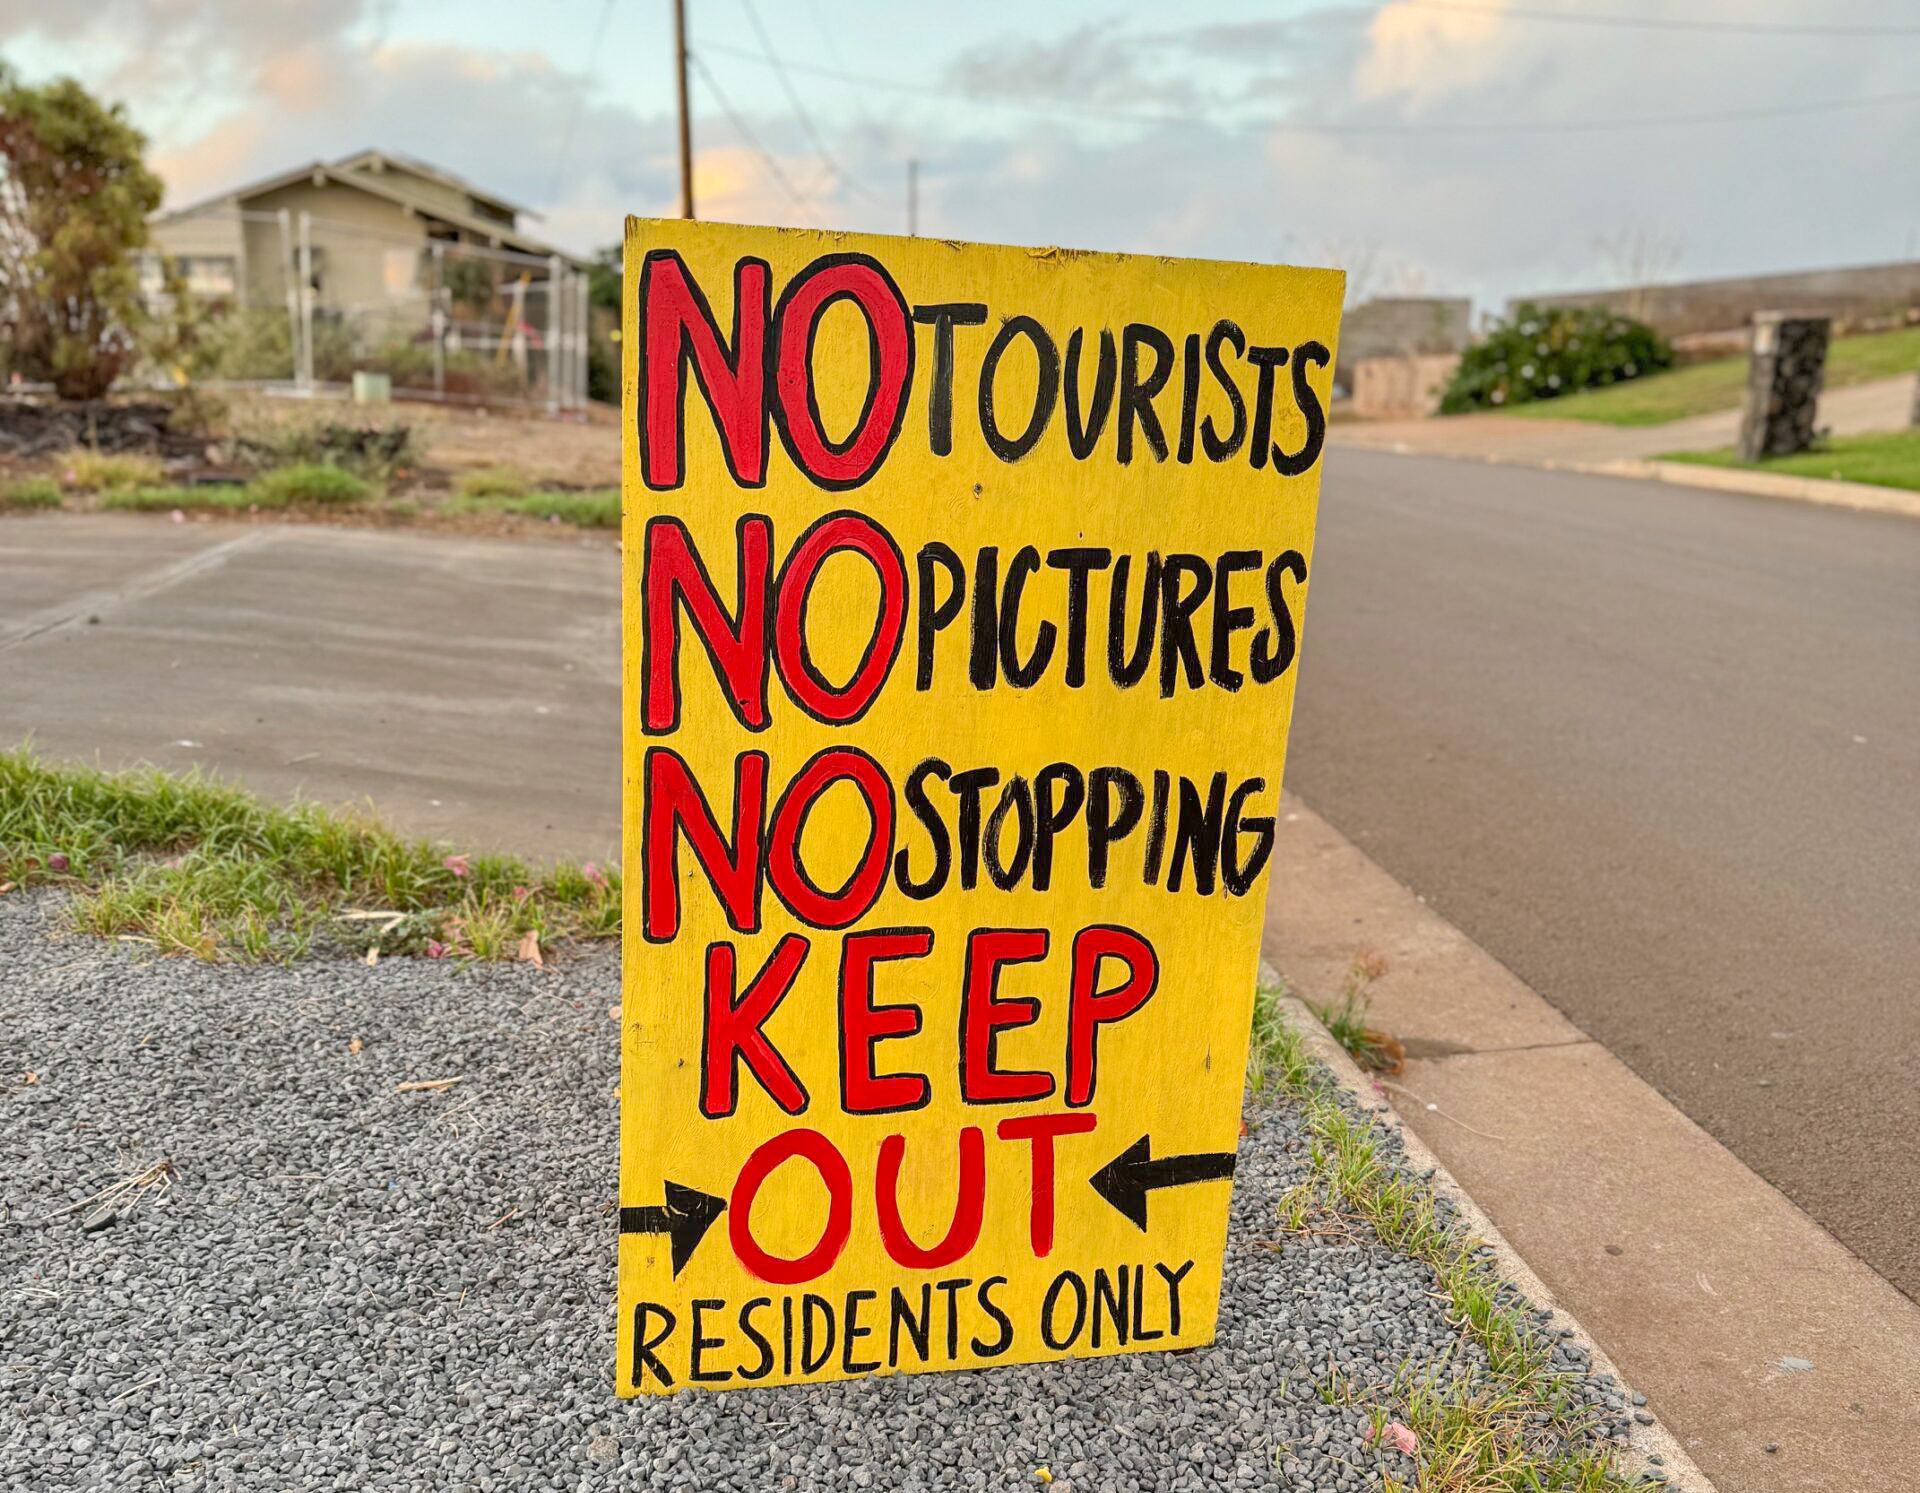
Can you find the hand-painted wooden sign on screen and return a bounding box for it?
[618,218,1342,1393]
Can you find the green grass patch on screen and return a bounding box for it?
[101,484,259,513]
[447,488,620,528]
[1249,979,1634,1493]
[1,475,63,510]
[248,462,371,507]
[57,448,165,492]
[1660,428,1920,494]
[1511,324,1920,427]
[453,466,530,500]
[0,748,618,963]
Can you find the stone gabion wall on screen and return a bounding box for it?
[1737,314,1830,461]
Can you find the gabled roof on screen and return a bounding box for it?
[153,155,580,268]
[330,148,536,221]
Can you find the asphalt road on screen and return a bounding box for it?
[1288,449,1920,1300]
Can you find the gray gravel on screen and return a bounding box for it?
[1,892,1640,1492]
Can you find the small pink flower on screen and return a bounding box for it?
[512,884,530,902]
[426,940,447,959]
[46,853,70,873]
[582,862,606,889]
[170,509,186,524]
[442,854,469,878]
[1364,1422,1419,1456]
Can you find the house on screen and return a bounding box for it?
[147,150,591,408]
[148,148,587,309]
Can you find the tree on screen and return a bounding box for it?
[585,243,620,404]
[0,67,164,400]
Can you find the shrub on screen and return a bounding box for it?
[192,306,296,382]
[247,463,370,507]
[1,476,63,510]
[0,70,163,399]
[235,420,419,483]
[453,466,528,499]
[58,448,164,491]
[1439,303,1673,414]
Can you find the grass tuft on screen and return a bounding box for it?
[247,462,371,507]
[1,475,63,510]
[1248,986,1634,1493]
[453,466,530,500]
[101,484,258,514]
[57,448,165,492]
[0,748,618,964]
[446,488,620,528]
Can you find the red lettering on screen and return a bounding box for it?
[1065,925,1158,1107]
[773,512,906,724]
[767,748,895,929]
[701,934,811,1118]
[642,748,766,942]
[642,516,771,734]
[839,928,933,1114]
[772,256,914,490]
[729,1128,853,1285]
[996,1112,1099,1257]
[875,1127,985,1269]
[640,251,769,490]
[959,929,1054,1104]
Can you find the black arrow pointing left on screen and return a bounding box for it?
[620,1180,726,1276]
[1089,1135,1238,1231]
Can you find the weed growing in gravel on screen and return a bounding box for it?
[0,749,619,963]
[1311,954,1406,1073]
[1247,980,1636,1493]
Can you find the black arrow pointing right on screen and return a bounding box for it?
[620,1180,726,1276]
[1089,1134,1238,1231]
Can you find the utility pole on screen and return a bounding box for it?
[674,0,694,219]
[907,158,918,238]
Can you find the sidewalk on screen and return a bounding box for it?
[1331,372,1914,465]
[1262,797,1920,1493]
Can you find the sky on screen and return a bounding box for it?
[4,0,1918,313]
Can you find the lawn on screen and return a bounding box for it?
[1660,428,1920,493]
[1511,324,1920,427]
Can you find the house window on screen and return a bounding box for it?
[174,255,238,296]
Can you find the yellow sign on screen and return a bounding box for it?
[618,218,1342,1394]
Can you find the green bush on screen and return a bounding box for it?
[247,463,369,507]
[1440,303,1672,415]
[235,420,419,483]
[1,476,63,510]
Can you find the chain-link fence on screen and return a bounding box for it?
[142,208,590,412]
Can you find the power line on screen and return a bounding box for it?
[1405,1,1920,38]
[700,41,1920,139]
[735,0,881,202]
[547,0,620,201]
[688,49,818,221]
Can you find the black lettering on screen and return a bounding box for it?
[1167,772,1227,895]
[972,1276,1014,1358]
[738,1298,776,1381]
[842,1289,881,1374]
[1209,549,1261,690]
[1201,320,1248,460]
[1040,1271,1089,1351]
[1107,553,1161,688]
[950,767,1000,892]
[1092,1267,1129,1349]
[895,757,953,900]
[1118,324,1173,463]
[1158,555,1212,696]
[801,1293,836,1375]
[1251,550,1306,683]
[997,546,1057,687]
[1032,763,1084,893]
[983,776,1035,891]
[969,546,999,690]
[979,315,1060,462]
[889,1284,933,1366]
[1087,766,1144,889]
[1045,547,1111,688]
[1157,1259,1195,1336]
[690,1299,732,1383]
[1223,777,1275,895]
[911,303,987,457]
[631,1302,677,1389]
[1273,340,1330,476]
[916,542,966,690]
[1063,328,1117,460]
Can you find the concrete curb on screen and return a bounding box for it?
[1341,437,1920,519]
[1264,982,1720,1493]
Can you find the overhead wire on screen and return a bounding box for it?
[547,0,620,201]
[688,49,819,222]
[1403,1,1920,38]
[699,40,1920,140]
[735,0,883,203]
